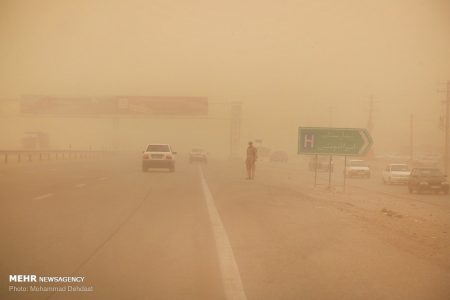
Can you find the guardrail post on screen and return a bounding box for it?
[0,150,110,163]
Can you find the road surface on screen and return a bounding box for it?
[1,154,449,299]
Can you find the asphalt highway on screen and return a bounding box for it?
[1,155,450,299]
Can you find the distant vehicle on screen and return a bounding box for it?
[382,163,411,185]
[189,148,207,163]
[408,168,449,194]
[270,151,288,163]
[257,146,271,161]
[142,144,176,172]
[345,159,370,178]
[309,156,333,172]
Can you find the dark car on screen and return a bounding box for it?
[270,151,288,163]
[408,168,449,194]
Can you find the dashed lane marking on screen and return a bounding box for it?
[199,167,247,300]
[98,177,108,181]
[75,183,87,188]
[33,193,54,200]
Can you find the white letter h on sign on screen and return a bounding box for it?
[304,134,314,148]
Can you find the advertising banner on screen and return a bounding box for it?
[20,96,208,116]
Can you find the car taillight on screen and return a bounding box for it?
[166,155,172,160]
[143,154,149,159]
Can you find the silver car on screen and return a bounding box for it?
[142,144,176,172]
[382,163,410,184]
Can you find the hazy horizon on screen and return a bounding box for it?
[1,0,449,156]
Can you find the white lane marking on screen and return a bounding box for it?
[98,177,108,181]
[33,193,53,200]
[199,167,247,300]
[75,183,87,188]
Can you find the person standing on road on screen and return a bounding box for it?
[246,141,257,180]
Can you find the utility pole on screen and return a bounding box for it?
[410,114,414,163]
[328,105,334,127]
[444,81,450,174]
[367,96,374,133]
[365,96,375,159]
[230,102,242,159]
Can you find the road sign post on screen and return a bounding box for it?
[314,154,318,186]
[298,127,373,190]
[344,156,347,192]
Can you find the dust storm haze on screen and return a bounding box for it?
[0,0,449,154]
[2,1,450,300]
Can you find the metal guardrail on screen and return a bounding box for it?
[0,150,109,163]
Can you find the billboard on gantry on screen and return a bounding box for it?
[115,96,208,116]
[20,96,208,116]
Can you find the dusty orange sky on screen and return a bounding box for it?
[0,0,449,155]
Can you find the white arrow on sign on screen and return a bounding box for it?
[358,130,371,155]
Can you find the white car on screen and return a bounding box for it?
[345,159,371,178]
[382,163,410,184]
[142,144,176,172]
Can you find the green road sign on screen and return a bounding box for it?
[298,127,373,156]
